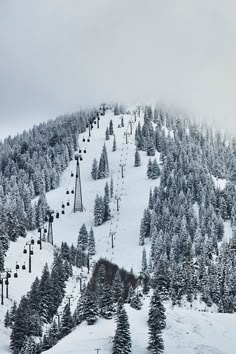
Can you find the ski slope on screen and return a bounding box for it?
[45,297,236,354]
[1,108,236,354]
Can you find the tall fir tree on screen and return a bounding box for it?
[147,289,166,354]
[109,119,114,135]
[91,158,98,180]
[88,227,96,256]
[112,301,132,354]
[134,148,141,167]
[113,135,117,152]
[60,303,74,338]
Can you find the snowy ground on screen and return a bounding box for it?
[1,108,236,353]
[45,297,236,354]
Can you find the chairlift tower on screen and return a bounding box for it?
[46,211,54,245]
[74,153,84,213]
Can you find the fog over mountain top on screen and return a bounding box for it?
[0,0,236,138]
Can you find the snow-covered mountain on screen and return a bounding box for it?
[1,106,236,354]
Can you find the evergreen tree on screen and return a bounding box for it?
[152,159,161,179]
[134,148,141,167]
[98,144,109,179]
[39,263,53,323]
[83,285,98,325]
[147,159,153,179]
[110,176,114,198]
[103,182,111,221]
[91,158,98,180]
[147,289,166,354]
[112,302,132,354]
[60,303,74,338]
[88,227,96,256]
[147,138,156,156]
[0,243,4,271]
[105,127,110,140]
[100,281,114,319]
[94,194,104,226]
[142,247,148,272]
[4,310,11,328]
[113,135,117,151]
[112,270,124,303]
[109,119,114,135]
[77,224,89,251]
[130,292,142,310]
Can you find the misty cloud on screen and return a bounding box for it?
[0,0,236,138]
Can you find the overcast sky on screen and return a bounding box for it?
[0,0,236,138]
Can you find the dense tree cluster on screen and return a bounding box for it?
[94,182,112,226]
[9,251,70,354]
[91,144,109,180]
[137,106,236,313]
[0,108,97,269]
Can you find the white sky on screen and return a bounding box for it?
[0,0,236,138]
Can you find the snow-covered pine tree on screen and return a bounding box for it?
[112,270,124,303]
[60,303,74,338]
[0,243,4,271]
[112,301,132,354]
[142,247,148,272]
[110,175,114,198]
[134,148,141,167]
[147,137,156,156]
[130,292,142,310]
[147,288,166,354]
[94,194,104,226]
[88,227,96,256]
[105,127,110,140]
[77,224,89,251]
[103,182,111,221]
[91,158,98,180]
[113,135,117,151]
[147,159,153,179]
[109,119,114,135]
[152,158,161,179]
[83,285,98,325]
[100,281,114,319]
[4,310,11,327]
[98,144,109,179]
